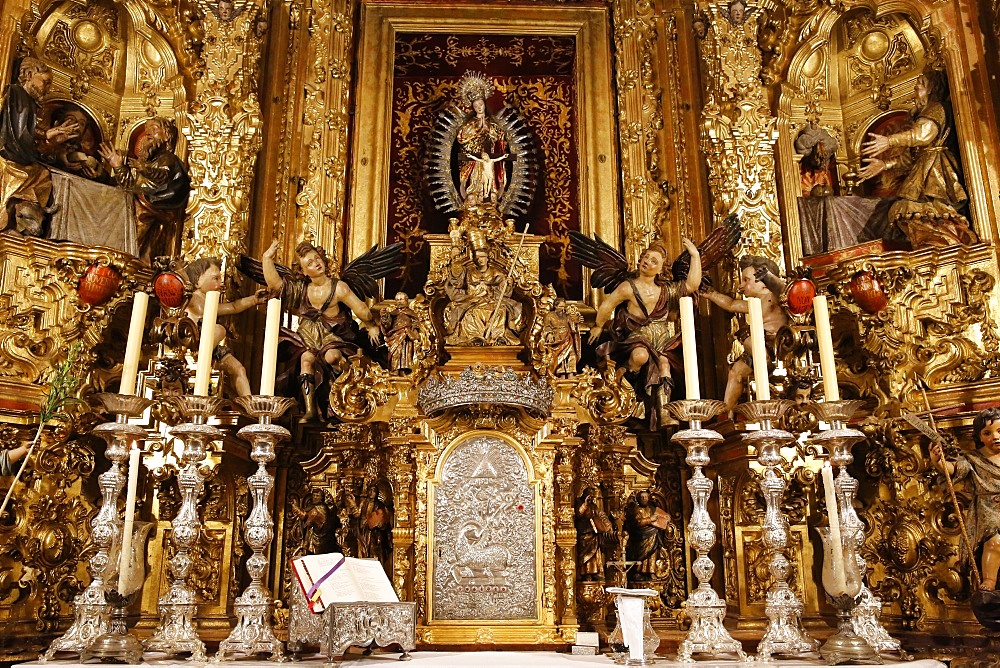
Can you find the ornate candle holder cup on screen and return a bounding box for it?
[817,527,881,665]
[143,394,226,661]
[667,399,747,662]
[810,399,901,658]
[217,395,296,661]
[737,399,819,661]
[42,394,152,662]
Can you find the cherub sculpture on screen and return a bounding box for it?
[702,255,786,411]
[239,239,402,422]
[183,258,266,397]
[381,292,419,375]
[541,298,583,377]
[570,216,741,428]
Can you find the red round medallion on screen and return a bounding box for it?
[849,271,889,313]
[786,278,817,315]
[154,272,186,308]
[77,264,122,306]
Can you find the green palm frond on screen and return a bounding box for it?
[40,342,86,424]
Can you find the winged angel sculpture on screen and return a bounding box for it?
[239,240,402,421]
[570,216,741,428]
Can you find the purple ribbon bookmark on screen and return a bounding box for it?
[306,556,346,602]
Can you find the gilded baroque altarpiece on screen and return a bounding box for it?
[4,0,1000,659]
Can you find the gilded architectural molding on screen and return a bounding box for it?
[179,0,266,262]
[611,0,673,263]
[696,0,784,268]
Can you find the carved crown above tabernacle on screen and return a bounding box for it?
[417,364,553,417]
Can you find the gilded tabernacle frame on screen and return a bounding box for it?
[348,2,619,305]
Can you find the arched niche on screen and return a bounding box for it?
[22,0,186,154]
[776,2,982,262]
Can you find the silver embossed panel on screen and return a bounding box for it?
[431,434,537,620]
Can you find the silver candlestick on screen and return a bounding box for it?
[143,395,225,661]
[667,399,748,663]
[812,400,900,660]
[42,394,152,662]
[217,395,296,661]
[738,399,820,661]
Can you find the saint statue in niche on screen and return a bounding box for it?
[455,72,509,204]
[858,69,977,247]
[425,71,536,222]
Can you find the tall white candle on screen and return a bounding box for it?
[679,296,700,401]
[117,444,141,593]
[193,290,220,396]
[259,298,282,396]
[119,292,149,396]
[747,297,770,401]
[813,295,840,401]
[821,461,848,594]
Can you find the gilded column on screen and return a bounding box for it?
[548,418,582,630]
[611,0,674,263]
[695,0,784,267]
[179,0,266,262]
[386,418,420,603]
[269,0,355,267]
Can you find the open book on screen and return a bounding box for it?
[291,553,399,614]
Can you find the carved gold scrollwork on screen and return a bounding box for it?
[0,239,146,400]
[327,357,394,423]
[828,247,1000,414]
[571,362,638,425]
[407,295,439,385]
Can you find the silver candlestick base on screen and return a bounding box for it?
[143,395,225,661]
[42,394,152,662]
[811,400,902,659]
[217,395,296,662]
[668,399,748,663]
[819,592,883,665]
[738,400,819,661]
[81,589,144,664]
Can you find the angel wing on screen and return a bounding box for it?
[569,231,631,294]
[236,254,292,286]
[671,214,741,284]
[341,242,404,300]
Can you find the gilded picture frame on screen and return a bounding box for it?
[348,1,620,303]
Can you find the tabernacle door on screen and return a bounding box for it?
[427,432,542,629]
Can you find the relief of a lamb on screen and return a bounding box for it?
[453,521,511,585]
